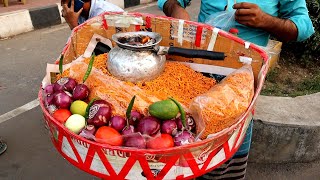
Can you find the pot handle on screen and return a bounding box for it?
[168,47,225,60]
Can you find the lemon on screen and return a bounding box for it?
[70,100,88,117]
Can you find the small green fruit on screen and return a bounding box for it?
[65,114,86,134]
[149,99,179,120]
[70,100,88,117]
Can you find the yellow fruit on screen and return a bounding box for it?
[70,100,88,117]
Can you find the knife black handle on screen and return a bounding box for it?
[167,47,225,60]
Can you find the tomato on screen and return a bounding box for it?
[95,126,123,146]
[53,109,72,123]
[147,134,174,149]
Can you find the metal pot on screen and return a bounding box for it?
[107,31,225,83]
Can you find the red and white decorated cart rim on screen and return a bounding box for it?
[42,12,269,179]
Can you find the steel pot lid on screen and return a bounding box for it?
[111,31,162,50]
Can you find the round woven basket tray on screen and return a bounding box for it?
[39,12,269,179]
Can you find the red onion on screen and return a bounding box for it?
[53,77,77,93]
[161,119,178,136]
[128,110,143,126]
[64,78,77,92]
[87,100,112,127]
[109,116,126,132]
[44,84,54,95]
[174,131,195,146]
[136,116,160,136]
[123,133,146,149]
[122,125,135,135]
[53,82,64,92]
[79,125,96,140]
[73,84,90,100]
[45,94,55,106]
[176,116,196,131]
[54,91,73,109]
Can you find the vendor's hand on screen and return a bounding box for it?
[233,2,267,28]
[61,0,83,30]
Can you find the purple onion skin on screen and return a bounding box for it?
[123,133,146,149]
[122,125,135,136]
[136,116,160,136]
[53,77,77,93]
[79,125,96,140]
[45,94,55,107]
[53,82,64,92]
[161,120,178,136]
[174,131,195,146]
[64,78,77,92]
[109,116,126,132]
[44,84,54,95]
[53,91,73,109]
[73,84,90,100]
[175,116,196,131]
[87,100,112,127]
[128,111,143,126]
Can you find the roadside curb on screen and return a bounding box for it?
[0,0,156,39]
[250,93,320,163]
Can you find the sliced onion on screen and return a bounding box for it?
[79,125,96,140]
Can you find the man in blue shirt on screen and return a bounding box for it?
[158,0,314,46]
[158,0,314,179]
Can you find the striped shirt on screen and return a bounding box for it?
[198,120,253,180]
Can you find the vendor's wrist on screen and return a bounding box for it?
[259,13,274,29]
[164,0,184,16]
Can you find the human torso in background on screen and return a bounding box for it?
[199,0,279,46]
[198,0,314,46]
[78,0,124,25]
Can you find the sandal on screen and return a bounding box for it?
[0,141,7,155]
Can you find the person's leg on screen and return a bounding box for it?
[198,120,253,180]
[0,139,7,155]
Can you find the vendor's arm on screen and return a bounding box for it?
[158,0,191,20]
[233,1,314,42]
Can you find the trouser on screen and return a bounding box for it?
[198,120,253,180]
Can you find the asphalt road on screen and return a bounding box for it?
[0,1,319,179]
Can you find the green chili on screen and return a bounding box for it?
[59,54,64,75]
[170,97,186,128]
[126,95,136,126]
[83,53,95,83]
